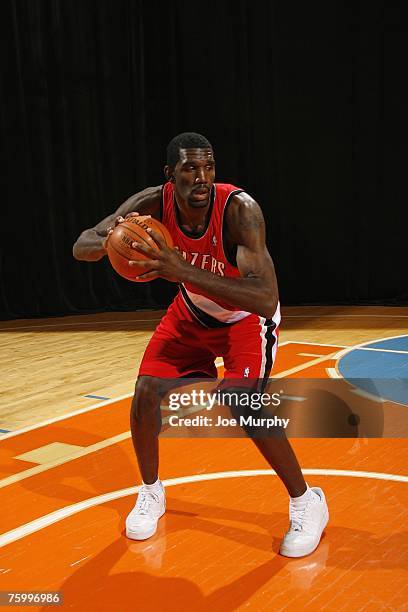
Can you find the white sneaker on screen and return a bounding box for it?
[279,487,329,558]
[126,482,166,540]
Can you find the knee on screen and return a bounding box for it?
[131,376,163,421]
[221,386,273,437]
[220,386,252,421]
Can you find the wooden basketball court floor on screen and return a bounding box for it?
[0,306,407,611]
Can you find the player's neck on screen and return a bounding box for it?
[174,196,211,235]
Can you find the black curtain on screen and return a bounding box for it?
[1,0,406,319]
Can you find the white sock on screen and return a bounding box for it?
[142,478,162,493]
[290,484,312,506]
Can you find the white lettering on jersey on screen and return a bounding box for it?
[173,247,226,277]
[217,261,225,276]
[201,254,210,270]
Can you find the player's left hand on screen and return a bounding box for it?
[129,228,190,282]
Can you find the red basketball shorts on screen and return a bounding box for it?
[139,292,279,385]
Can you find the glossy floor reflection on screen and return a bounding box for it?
[1,439,407,611]
[1,313,407,611]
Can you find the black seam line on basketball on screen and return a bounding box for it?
[109,242,134,259]
[120,224,157,248]
[146,220,171,247]
[108,242,148,274]
[110,231,156,260]
[127,220,171,248]
[108,241,156,269]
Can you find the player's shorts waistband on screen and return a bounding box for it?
[179,285,251,328]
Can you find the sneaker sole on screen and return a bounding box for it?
[126,509,165,541]
[279,507,329,558]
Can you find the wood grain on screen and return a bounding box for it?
[1,306,407,430]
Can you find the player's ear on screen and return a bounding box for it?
[164,165,175,182]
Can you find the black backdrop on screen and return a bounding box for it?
[1,1,407,319]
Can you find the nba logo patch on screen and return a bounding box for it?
[244,367,250,377]
[212,235,217,246]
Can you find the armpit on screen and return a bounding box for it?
[226,193,265,244]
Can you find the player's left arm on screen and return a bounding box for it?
[130,193,279,319]
[226,192,279,318]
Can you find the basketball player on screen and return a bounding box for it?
[73,132,329,557]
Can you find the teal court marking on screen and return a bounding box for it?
[338,335,408,406]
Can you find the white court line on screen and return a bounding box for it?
[365,347,407,355]
[0,343,288,440]
[288,341,349,349]
[350,388,385,403]
[287,339,408,356]
[0,343,345,487]
[1,338,404,442]
[335,346,408,357]
[0,432,131,489]
[0,393,134,441]
[3,339,405,442]
[0,339,390,444]
[328,333,408,398]
[0,408,205,490]
[326,368,342,379]
[280,395,307,402]
[272,351,338,379]
[0,468,406,549]
[333,333,408,362]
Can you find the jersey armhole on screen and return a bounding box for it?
[222,189,244,267]
[159,184,165,222]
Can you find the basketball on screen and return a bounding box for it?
[107,215,173,282]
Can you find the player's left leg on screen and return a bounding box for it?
[219,313,329,557]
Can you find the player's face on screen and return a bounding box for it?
[173,148,215,208]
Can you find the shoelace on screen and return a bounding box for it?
[289,492,319,531]
[289,500,307,531]
[135,490,160,515]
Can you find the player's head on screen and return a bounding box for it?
[165,132,215,208]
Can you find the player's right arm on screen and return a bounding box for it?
[72,186,162,262]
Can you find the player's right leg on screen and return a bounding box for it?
[126,375,166,540]
[126,293,217,540]
[130,375,163,485]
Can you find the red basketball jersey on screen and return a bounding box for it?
[161,182,251,325]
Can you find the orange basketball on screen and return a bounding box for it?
[107,215,173,282]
